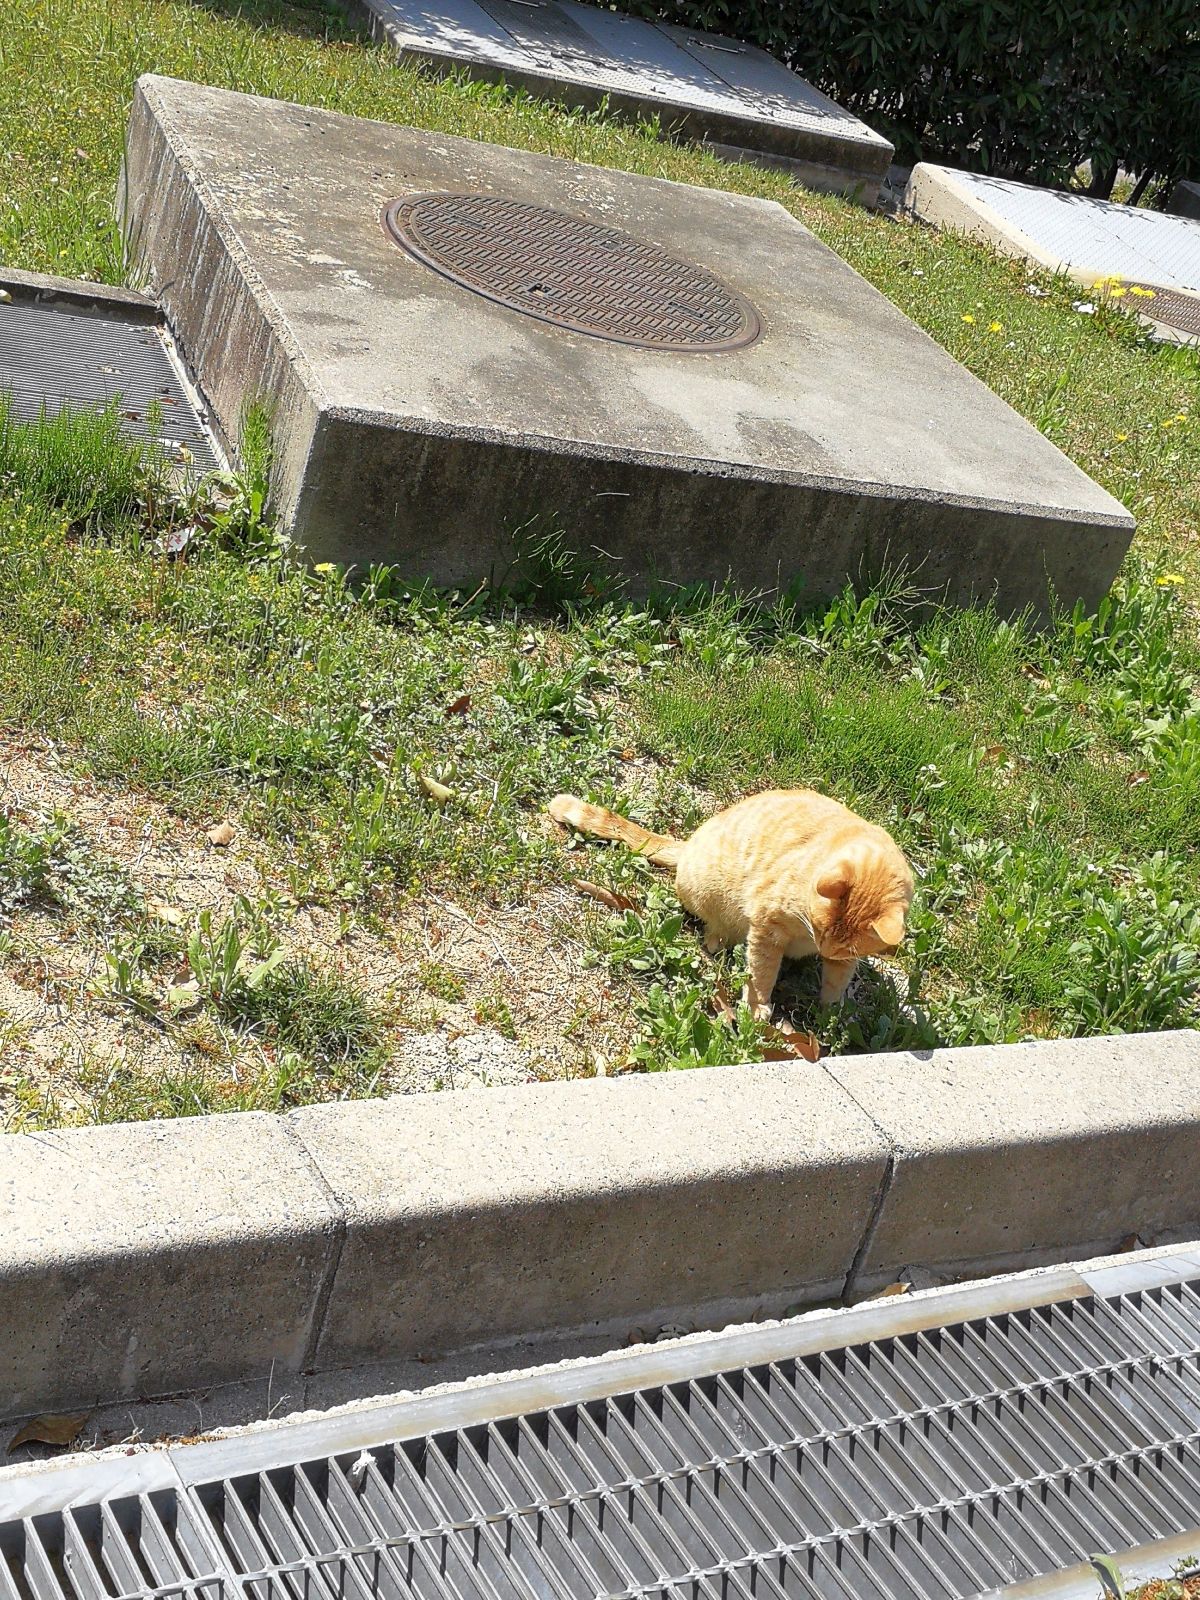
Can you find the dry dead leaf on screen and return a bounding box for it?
[148,900,184,926]
[761,1022,822,1063]
[711,981,737,1027]
[205,820,236,847]
[445,694,471,717]
[982,744,1006,763]
[1127,770,1150,787]
[9,1412,89,1451]
[419,773,456,805]
[876,1282,912,1299]
[1118,1232,1147,1253]
[572,878,637,913]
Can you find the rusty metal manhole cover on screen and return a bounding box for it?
[382,192,761,352]
[1127,284,1200,337]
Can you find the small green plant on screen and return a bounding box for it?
[185,402,281,560]
[474,987,517,1040]
[418,960,466,1003]
[631,983,764,1071]
[92,931,160,1015]
[245,960,384,1062]
[0,811,139,926]
[597,900,706,983]
[183,903,286,1015]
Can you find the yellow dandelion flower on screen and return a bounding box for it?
[1156,573,1186,587]
[1176,412,1189,423]
[1109,286,1126,298]
[961,313,976,325]
[313,561,337,573]
[1115,431,1129,442]
[1162,419,1175,430]
[988,320,1003,332]
[1130,286,1156,299]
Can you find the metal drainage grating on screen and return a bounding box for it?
[0,298,219,470]
[382,192,763,352]
[1128,284,1200,337]
[7,1268,1200,1598]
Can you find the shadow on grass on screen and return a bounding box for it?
[177,0,368,46]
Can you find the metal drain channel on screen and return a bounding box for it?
[0,299,219,469]
[6,1254,1200,1599]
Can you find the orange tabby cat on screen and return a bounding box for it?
[548,789,913,1017]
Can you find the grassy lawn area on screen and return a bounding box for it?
[1,0,1199,1122]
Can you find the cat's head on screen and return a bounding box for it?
[810,840,914,961]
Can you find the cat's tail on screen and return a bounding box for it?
[548,794,683,868]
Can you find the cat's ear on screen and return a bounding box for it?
[870,906,906,948]
[815,867,851,902]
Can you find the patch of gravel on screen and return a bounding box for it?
[390,1028,531,1094]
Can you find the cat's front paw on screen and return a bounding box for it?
[741,983,774,1023]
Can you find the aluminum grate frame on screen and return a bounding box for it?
[7,1267,1200,1600]
[0,299,220,470]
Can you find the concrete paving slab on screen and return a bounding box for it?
[290,1064,890,1368]
[827,1030,1200,1293]
[906,163,1200,291]
[0,1115,341,1415]
[352,0,893,200]
[122,76,1134,617]
[905,163,1200,342]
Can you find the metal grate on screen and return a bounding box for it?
[7,1274,1200,1598]
[0,299,219,469]
[381,191,762,351]
[1127,284,1200,336]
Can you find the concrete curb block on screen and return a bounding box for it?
[0,266,161,323]
[2,1030,1198,1413]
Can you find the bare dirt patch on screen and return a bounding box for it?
[0,737,637,1123]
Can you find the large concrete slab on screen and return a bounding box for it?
[0,1114,341,1415]
[290,1066,889,1366]
[122,76,1134,617]
[906,163,1200,340]
[352,0,893,201]
[828,1030,1200,1293]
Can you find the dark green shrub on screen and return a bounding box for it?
[627,0,1200,193]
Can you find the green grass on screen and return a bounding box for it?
[0,394,165,526]
[636,578,1200,1050]
[1,0,1199,1103]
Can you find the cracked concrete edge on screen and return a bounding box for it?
[3,1029,1199,1415]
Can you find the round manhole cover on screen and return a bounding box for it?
[382,192,762,352]
[1126,284,1200,337]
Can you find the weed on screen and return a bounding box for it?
[418,961,466,1002]
[0,810,140,926]
[243,960,383,1062]
[630,984,764,1071]
[0,395,166,530]
[473,988,518,1039]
